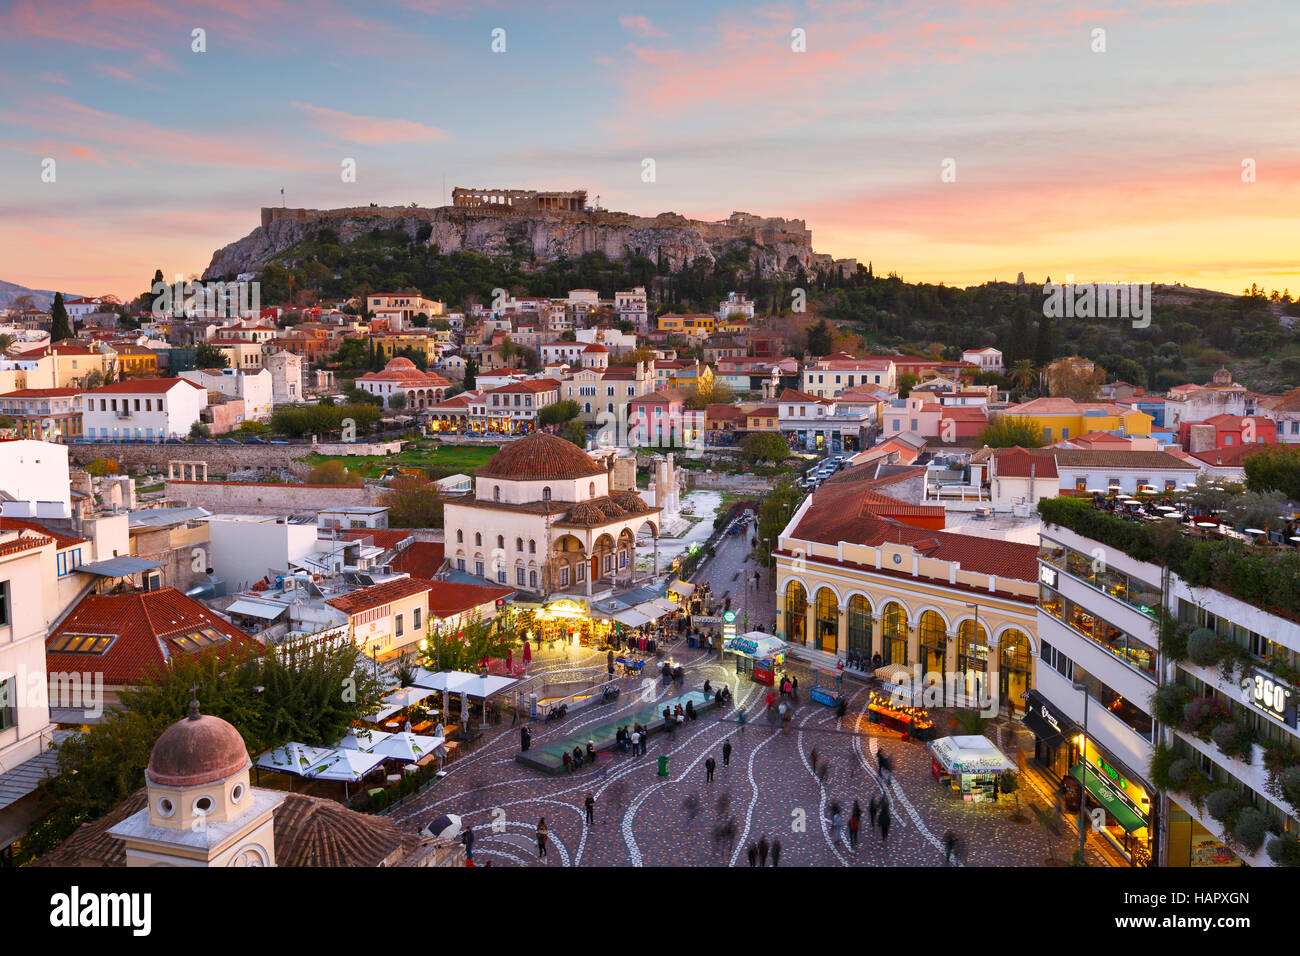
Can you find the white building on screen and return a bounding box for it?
[961,347,1004,375]
[0,439,72,520]
[801,354,897,398]
[263,349,304,405]
[717,292,755,321]
[206,514,320,593]
[615,287,648,334]
[180,367,274,421]
[80,377,208,442]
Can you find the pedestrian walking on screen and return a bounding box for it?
[771,838,781,867]
[722,740,732,766]
[537,817,548,858]
[869,795,879,832]
[849,811,860,851]
[829,803,845,846]
[705,756,716,782]
[944,830,957,864]
[520,725,531,752]
[879,803,891,844]
[462,825,474,862]
[584,793,595,826]
[630,728,641,756]
[747,843,758,867]
[758,835,770,867]
[791,676,799,701]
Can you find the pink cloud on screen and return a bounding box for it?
[619,14,668,39]
[5,140,112,167]
[39,70,70,85]
[292,102,450,145]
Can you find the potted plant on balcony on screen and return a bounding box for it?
[1232,807,1268,854]
[1204,787,1241,824]
[1185,628,1221,667]
[1182,696,1230,739]
[1151,683,1191,725]
[1210,721,1256,761]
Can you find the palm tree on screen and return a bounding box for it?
[1010,358,1037,395]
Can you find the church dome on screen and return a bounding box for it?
[477,433,605,482]
[147,709,251,788]
[386,357,418,371]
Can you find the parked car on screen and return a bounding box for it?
[218,438,239,445]
[243,437,268,444]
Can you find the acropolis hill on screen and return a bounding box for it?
[202,187,854,281]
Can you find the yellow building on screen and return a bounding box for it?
[22,346,113,388]
[113,344,159,378]
[372,331,441,364]
[744,404,780,431]
[657,313,715,337]
[773,473,1040,716]
[668,363,715,394]
[1001,398,1153,443]
[325,577,433,663]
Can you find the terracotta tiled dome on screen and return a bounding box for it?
[387,357,418,370]
[147,712,251,788]
[565,501,608,524]
[597,499,628,519]
[612,491,650,513]
[478,433,605,481]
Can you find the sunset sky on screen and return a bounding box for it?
[1,0,1297,300]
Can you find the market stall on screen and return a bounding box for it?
[866,690,936,740]
[667,580,696,603]
[928,734,1015,803]
[724,632,786,685]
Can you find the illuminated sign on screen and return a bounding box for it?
[1039,565,1058,588]
[1240,671,1297,727]
[723,611,736,623]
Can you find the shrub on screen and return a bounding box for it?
[1151,684,1192,725]
[368,789,389,813]
[1186,628,1221,666]
[1204,788,1240,823]
[1233,807,1268,853]
[1267,835,1300,866]
[1167,758,1196,788]
[1278,765,1300,807]
[1210,722,1255,761]
[1182,696,1230,738]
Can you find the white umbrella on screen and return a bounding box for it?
[311,748,387,799]
[339,727,392,751]
[367,732,445,764]
[423,813,462,841]
[255,742,334,778]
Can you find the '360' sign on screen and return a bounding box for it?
[1240,671,1297,727]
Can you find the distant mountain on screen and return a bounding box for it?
[0,280,83,311]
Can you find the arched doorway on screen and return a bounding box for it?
[881,602,907,665]
[957,619,990,706]
[846,595,871,658]
[1000,629,1032,712]
[784,581,807,646]
[814,588,838,654]
[918,610,947,691]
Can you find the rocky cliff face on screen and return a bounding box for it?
[203,204,850,281]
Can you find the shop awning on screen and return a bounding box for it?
[667,580,695,599]
[633,601,672,621]
[928,735,1014,774]
[1070,764,1147,833]
[614,608,653,628]
[724,632,786,659]
[1022,689,1076,749]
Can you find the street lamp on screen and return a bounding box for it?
[964,601,981,711]
[1072,679,1090,861]
[371,642,382,680]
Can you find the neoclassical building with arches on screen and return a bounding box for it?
[774,478,1041,716]
[442,433,662,599]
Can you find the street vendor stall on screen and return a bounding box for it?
[866,690,936,740]
[809,670,844,707]
[667,580,696,603]
[724,631,786,685]
[928,734,1015,803]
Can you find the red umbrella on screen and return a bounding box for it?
[507,649,514,670]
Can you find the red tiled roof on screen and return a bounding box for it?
[1187,445,1266,468]
[325,576,434,616]
[490,380,559,394]
[991,447,1059,479]
[47,588,260,685]
[0,517,89,550]
[777,387,833,405]
[476,433,604,481]
[426,579,510,617]
[939,407,989,422]
[389,541,446,579]
[0,388,80,398]
[82,377,205,395]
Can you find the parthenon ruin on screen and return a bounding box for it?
[451,187,588,212]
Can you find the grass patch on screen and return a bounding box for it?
[298,440,499,480]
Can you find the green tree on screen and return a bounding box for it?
[50,292,73,341]
[978,416,1045,448]
[752,478,802,568]
[189,422,212,440]
[387,392,408,410]
[562,419,587,447]
[194,342,229,369]
[379,475,445,528]
[897,372,920,398]
[1244,445,1300,500]
[463,357,478,390]
[806,319,833,356]
[331,337,368,369]
[741,432,791,464]
[424,612,514,675]
[538,399,581,426]
[306,459,363,486]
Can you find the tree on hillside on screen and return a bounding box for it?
[806,319,833,357]
[978,416,1045,448]
[1048,362,1106,402]
[741,432,791,464]
[331,337,368,369]
[897,373,920,398]
[50,292,73,342]
[306,460,364,486]
[1034,312,1053,368]
[684,377,730,410]
[463,357,478,390]
[194,342,230,369]
[1010,359,1037,394]
[379,475,444,528]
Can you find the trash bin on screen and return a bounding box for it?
[657,755,670,777]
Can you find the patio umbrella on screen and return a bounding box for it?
[339,728,392,751]
[366,731,444,764]
[312,748,387,799]
[423,813,462,841]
